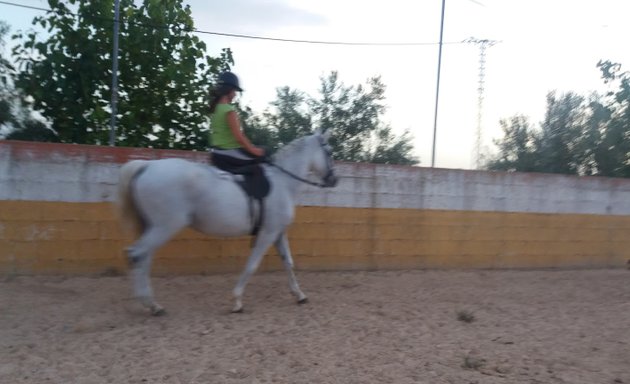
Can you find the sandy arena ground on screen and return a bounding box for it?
[1,268,629,384]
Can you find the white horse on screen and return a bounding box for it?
[117,131,338,315]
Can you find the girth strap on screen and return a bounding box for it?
[249,197,264,236]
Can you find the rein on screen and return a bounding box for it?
[267,162,329,188]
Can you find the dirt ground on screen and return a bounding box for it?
[1,268,629,384]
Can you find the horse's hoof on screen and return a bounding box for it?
[151,307,166,316]
[231,307,244,314]
[297,297,309,305]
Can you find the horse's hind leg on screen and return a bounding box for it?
[127,224,183,316]
[232,231,277,313]
[275,232,307,304]
[130,253,164,316]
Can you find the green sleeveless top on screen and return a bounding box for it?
[210,103,240,149]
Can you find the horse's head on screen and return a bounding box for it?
[309,130,338,188]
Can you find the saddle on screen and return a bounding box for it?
[220,164,271,236]
[233,164,270,200]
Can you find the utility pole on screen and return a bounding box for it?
[431,0,446,168]
[109,0,120,146]
[465,37,498,168]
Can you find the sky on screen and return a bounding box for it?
[2,0,630,169]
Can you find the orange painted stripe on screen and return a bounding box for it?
[1,200,628,275]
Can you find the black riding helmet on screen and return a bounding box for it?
[217,71,243,92]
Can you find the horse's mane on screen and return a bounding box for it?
[273,135,310,163]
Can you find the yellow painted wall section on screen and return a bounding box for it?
[1,200,628,275]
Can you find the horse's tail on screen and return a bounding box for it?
[117,160,149,236]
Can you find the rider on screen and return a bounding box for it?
[209,71,267,173]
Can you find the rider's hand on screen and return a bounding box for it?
[250,147,265,158]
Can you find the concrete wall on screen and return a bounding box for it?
[2,140,630,275]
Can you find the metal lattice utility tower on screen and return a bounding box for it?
[465,37,498,168]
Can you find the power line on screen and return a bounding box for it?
[190,30,461,47]
[0,0,465,47]
[0,0,44,11]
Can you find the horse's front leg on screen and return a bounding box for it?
[232,231,277,313]
[275,232,307,304]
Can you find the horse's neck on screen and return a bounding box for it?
[274,141,310,194]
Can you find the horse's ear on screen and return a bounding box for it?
[314,128,322,136]
[322,129,331,141]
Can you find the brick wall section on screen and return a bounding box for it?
[1,140,630,275]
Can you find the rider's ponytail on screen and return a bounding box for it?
[209,84,233,113]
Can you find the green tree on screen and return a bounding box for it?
[574,95,608,176]
[5,119,58,141]
[12,0,232,149]
[237,103,278,151]
[366,126,417,165]
[489,61,630,178]
[312,72,417,164]
[535,92,589,175]
[488,92,595,175]
[593,60,630,177]
[244,72,418,165]
[0,20,56,141]
[0,20,15,130]
[237,87,312,154]
[266,87,312,147]
[485,115,537,172]
[311,72,380,161]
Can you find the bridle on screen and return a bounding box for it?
[267,135,337,188]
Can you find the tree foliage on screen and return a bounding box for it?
[11,0,232,149]
[594,60,630,177]
[241,72,418,165]
[536,92,589,175]
[0,20,55,141]
[488,60,630,178]
[0,20,15,129]
[486,115,537,172]
[7,2,415,164]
